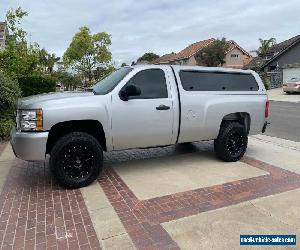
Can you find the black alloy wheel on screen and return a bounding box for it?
[60,142,95,181]
[50,132,103,188]
[225,130,247,159]
[214,121,248,162]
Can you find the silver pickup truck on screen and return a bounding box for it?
[11,65,269,188]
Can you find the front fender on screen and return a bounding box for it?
[42,95,113,150]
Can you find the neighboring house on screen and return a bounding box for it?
[152,52,176,64]
[246,35,300,88]
[166,38,215,66]
[222,40,252,68]
[0,22,7,51]
[154,38,252,69]
[135,60,150,65]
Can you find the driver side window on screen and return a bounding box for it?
[125,69,168,99]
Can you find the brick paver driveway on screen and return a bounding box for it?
[0,136,300,249]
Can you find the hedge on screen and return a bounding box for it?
[0,70,21,140]
[0,119,15,140]
[18,75,56,97]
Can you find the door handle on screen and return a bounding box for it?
[156,105,170,110]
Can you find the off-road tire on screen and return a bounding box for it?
[50,132,103,188]
[214,121,248,162]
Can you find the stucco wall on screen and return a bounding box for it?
[187,56,198,66]
[181,49,251,68]
[223,48,251,68]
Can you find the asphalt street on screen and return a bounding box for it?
[265,101,300,142]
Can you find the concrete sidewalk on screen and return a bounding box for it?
[0,134,300,249]
[268,88,300,103]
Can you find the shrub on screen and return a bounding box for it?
[0,70,21,140]
[260,74,270,90]
[0,119,15,140]
[18,75,56,97]
[0,70,21,119]
[263,79,270,90]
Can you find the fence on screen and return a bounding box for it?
[268,70,282,89]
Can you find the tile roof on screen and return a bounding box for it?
[152,52,177,64]
[172,38,215,61]
[243,56,264,70]
[226,40,251,57]
[265,35,300,58]
[154,39,250,64]
[261,35,300,67]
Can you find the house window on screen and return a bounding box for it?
[231,54,239,58]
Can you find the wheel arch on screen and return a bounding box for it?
[46,120,107,154]
[221,112,251,134]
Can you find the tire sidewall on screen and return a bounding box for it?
[50,132,103,188]
[214,122,248,162]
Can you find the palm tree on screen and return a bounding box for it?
[257,38,276,56]
[46,53,60,73]
[39,49,60,73]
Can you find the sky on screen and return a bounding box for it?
[1,0,300,66]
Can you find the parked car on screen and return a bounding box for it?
[283,77,300,94]
[11,65,269,188]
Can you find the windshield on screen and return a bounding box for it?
[92,67,133,95]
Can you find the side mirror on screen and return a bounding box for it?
[119,85,141,101]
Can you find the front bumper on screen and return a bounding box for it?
[10,128,49,161]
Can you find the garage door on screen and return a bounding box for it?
[283,67,300,83]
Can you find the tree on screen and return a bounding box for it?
[54,70,82,91]
[0,7,59,78]
[5,7,28,44]
[93,65,115,82]
[0,7,33,77]
[195,38,229,67]
[257,38,276,56]
[0,70,21,140]
[39,49,60,73]
[0,7,59,139]
[63,26,112,87]
[0,70,21,118]
[137,52,159,63]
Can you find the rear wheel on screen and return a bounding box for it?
[214,121,248,162]
[50,132,103,188]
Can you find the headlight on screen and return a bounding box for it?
[17,109,43,131]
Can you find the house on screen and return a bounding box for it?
[222,40,252,68]
[154,38,252,69]
[152,52,176,64]
[163,38,215,65]
[246,35,300,88]
[0,22,7,50]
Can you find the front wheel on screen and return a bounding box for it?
[50,132,103,188]
[214,122,248,162]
